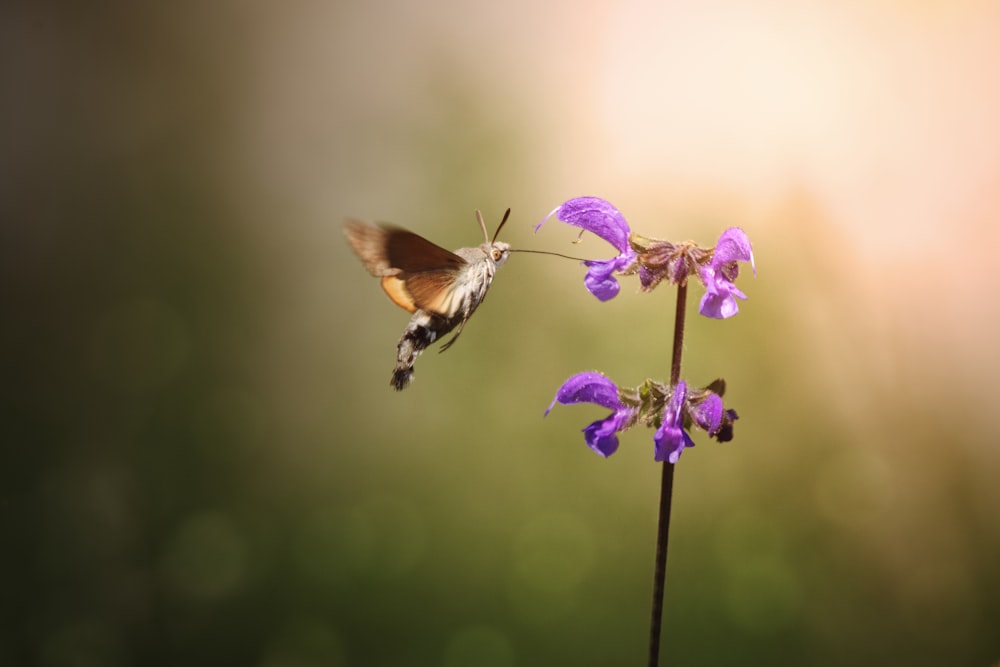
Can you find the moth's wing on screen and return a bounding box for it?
[345,220,466,271]
[382,227,466,273]
[401,271,464,316]
[344,220,466,316]
[344,220,398,276]
[381,273,458,314]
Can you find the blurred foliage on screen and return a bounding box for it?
[2,2,999,667]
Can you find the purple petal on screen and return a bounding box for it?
[697,265,747,319]
[653,381,695,463]
[583,415,623,457]
[713,227,754,272]
[583,258,621,301]
[690,393,724,435]
[699,291,740,319]
[654,424,696,464]
[582,250,636,302]
[537,197,631,253]
[545,371,620,415]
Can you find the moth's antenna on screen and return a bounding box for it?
[491,207,511,244]
[475,210,490,244]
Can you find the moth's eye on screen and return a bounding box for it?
[493,249,503,261]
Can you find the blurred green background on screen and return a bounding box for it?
[3,1,999,665]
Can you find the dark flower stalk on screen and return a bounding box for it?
[647,278,686,667]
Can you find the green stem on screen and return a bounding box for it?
[647,281,687,667]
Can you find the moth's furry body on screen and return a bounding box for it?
[344,214,510,390]
[389,244,504,389]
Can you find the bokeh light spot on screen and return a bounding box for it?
[159,511,247,603]
[258,617,346,667]
[294,495,427,585]
[442,625,515,667]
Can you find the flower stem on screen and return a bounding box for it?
[669,282,687,386]
[647,281,687,667]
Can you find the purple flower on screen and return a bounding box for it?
[653,381,696,463]
[689,392,724,435]
[546,374,738,461]
[537,197,637,301]
[545,371,634,457]
[698,227,755,319]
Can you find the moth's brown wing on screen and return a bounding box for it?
[381,227,466,273]
[344,221,465,274]
[344,220,397,276]
[378,271,461,315]
[400,270,463,316]
[344,220,465,316]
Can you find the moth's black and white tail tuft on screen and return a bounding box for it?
[391,311,452,390]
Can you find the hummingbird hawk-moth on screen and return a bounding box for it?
[344,209,512,390]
